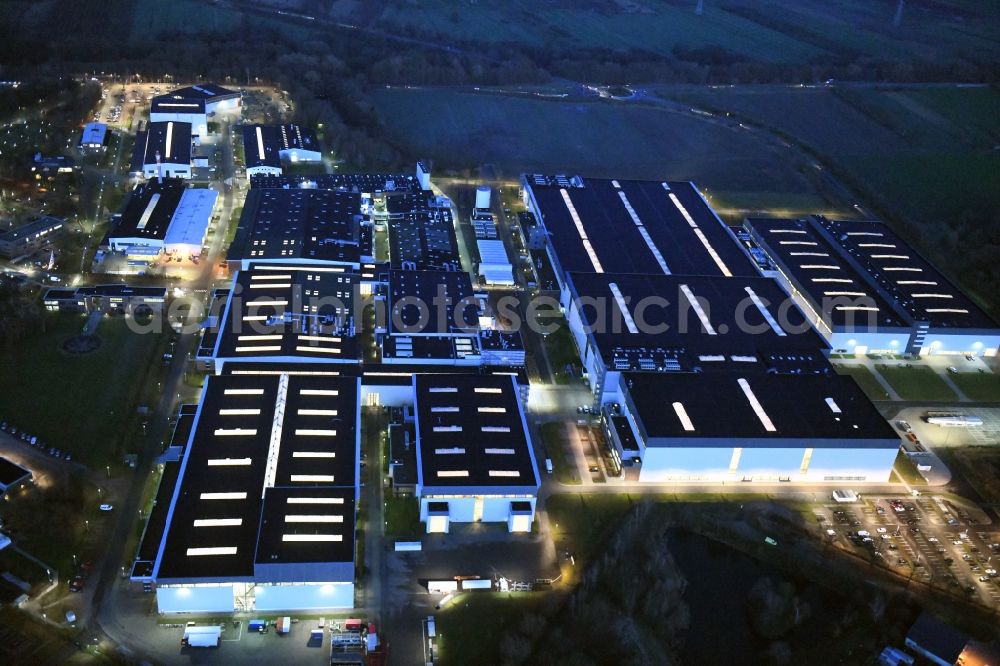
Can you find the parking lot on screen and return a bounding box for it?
[813,494,1000,606]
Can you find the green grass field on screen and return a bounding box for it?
[949,372,1000,402]
[0,314,160,466]
[876,365,957,402]
[833,364,892,402]
[384,495,421,537]
[375,88,830,211]
[131,0,241,40]
[661,85,1000,316]
[436,592,547,666]
[364,0,1000,66]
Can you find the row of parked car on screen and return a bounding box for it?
[0,421,71,461]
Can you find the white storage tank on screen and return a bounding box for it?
[476,186,491,210]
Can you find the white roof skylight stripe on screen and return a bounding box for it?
[737,377,777,432]
[608,282,640,334]
[679,284,716,335]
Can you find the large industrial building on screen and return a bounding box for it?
[523,173,910,484]
[413,374,540,533]
[564,271,828,400]
[243,123,322,177]
[145,373,360,613]
[521,174,758,301]
[380,270,482,365]
[746,216,1000,356]
[106,179,216,258]
[227,188,371,271]
[609,371,900,483]
[150,83,241,137]
[134,121,193,180]
[206,264,361,373]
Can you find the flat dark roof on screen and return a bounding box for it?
[154,374,358,582]
[745,217,907,329]
[135,461,182,566]
[388,270,480,335]
[214,265,360,363]
[227,188,363,265]
[567,271,826,372]
[526,175,756,279]
[387,201,462,271]
[388,423,418,487]
[414,374,539,489]
[112,179,186,241]
[624,372,898,445]
[256,487,355,566]
[0,215,63,243]
[79,284,167,298]
[0,457,31,487]
[279,124,318,152]
[218,362,528,387]
[815,218,997,329]
[479,329,525,352]
[151,83,238,113]
[141,121,192,166]
[249,173,422,193]
[242,125,281,170]
[381,334,480,363]
[906,613,968,664]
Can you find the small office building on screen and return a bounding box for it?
[78,122,109,150]
[0,216,63,259]
[413,374,540,533]
[0,457,32,494]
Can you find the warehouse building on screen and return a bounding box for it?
[0,215,63,259]
[78,122,109,150]
[380,270,481,365]
[746,216,1000,356]
[242,125,283,177]
[610,371,899,483]
[107,179,186,253]
[149,373,359,613]
[150,83,241,137]
[564,271,828,400]
[413,374,540,533]
[276,123,321,163]
[207,264,361,373]
[227,188,370,271]
[521,174,756,299]
[106,179,215,260]
[135,121,192,180]
[164,187,217,258]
